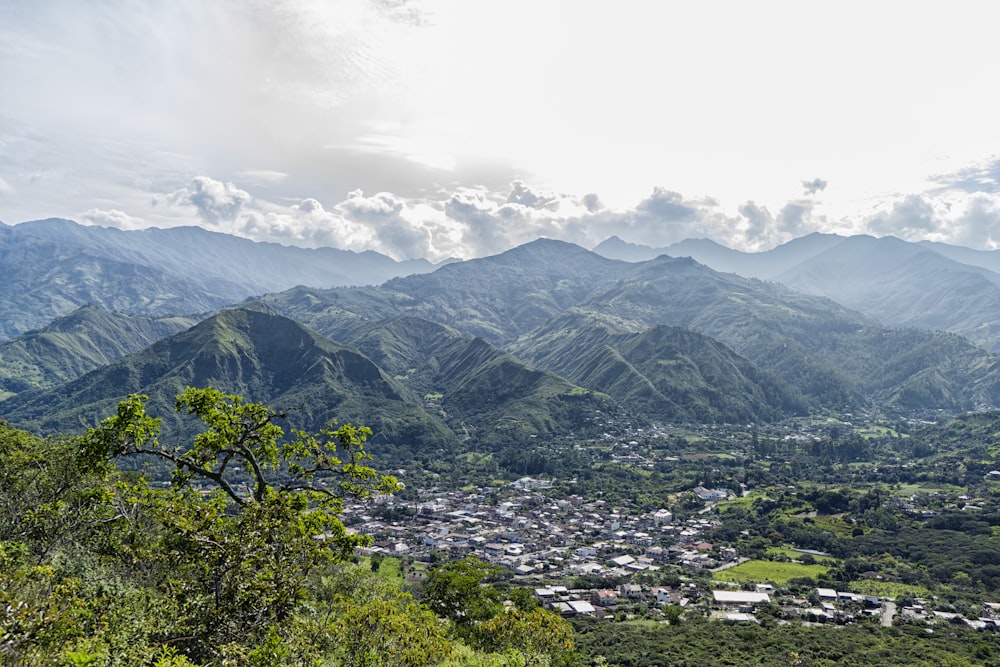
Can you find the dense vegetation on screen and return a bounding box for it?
[0,391,576,666]
[571,617,1000,667]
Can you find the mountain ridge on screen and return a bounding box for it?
[594,232,1000,352]
[0,218,444,340]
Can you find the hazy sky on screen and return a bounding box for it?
[3,0,1000,261]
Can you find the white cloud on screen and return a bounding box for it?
[335,189,435,259]
[859,191,1000,250]
[952,196,1000,249]
[776,200,817,237]
[506,181,558,210]
[930,157,1000,195]
[802,178,828,195]
[165,176,252,226]
[866,195,939,237]
[340,190,405,220]
[80,208,145,230]
[0,176,13,196]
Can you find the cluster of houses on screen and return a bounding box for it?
[342,470,1000,630]
[346,477,736,578]
[527,581,1000,631]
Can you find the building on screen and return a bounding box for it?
[712,590,771,612]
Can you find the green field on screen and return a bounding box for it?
[357,556,406,586]
[806,514,855,535]
[893,482,966,497]
[717,493,767,511]
[714,559,828,585]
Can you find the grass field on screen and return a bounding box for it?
[805,514,855,535]
[893,482,966,497]
[714,559,829,585]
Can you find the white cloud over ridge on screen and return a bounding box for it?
[75,170,1000,262]
[164,177,253,226]
[81,208,146,230]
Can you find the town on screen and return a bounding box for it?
[343,413,1000,633]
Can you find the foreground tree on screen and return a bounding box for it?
[422,556,504,631]
[422,556,577,666]
[2,391,582,665]
[81,387,401,662]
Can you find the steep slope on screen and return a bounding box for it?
[0,307,617,452]
[308,316,614,441]
[918,239,1000,274]
[262,238,634,345]
[575,255,869,407]
[596,233,1000,353]
[260,239,1000,413]
[580,255,1000,410]
[0,220,245,338]
[422,337,611,443]
[0,219,440,339]
[0,306,196,399]
[315,315,466,379]
[374,238,632,342]
[0,306,454,450]
[512,311,808,422]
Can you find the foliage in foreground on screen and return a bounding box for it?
[0,389,577,666]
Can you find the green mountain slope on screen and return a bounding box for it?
[322,315,467,379]
[420,336,611,444]
[0,306,617,455]
[512,312,808,423]
[579,255,1000,411]
[0,306,455,451]
[0,306,196,399]
[261,238,633,345]
[301,315,614,442]
[775,235,1000,352]
[596,233,1000,353]
[261,239,1000,414]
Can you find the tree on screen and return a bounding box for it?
[81,387,401,662]
[422,557,577,665]
[422,557,504,630]
[470,608,575,665]
[85,387,399,510]
[664,604,683,626]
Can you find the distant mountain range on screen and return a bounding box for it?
[0,218,443,339]
[4,219,1000,455]
[258,238,1000,414]
[594,233,1000,352]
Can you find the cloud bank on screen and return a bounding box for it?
[73,167,1000,262]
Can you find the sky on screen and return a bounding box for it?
[2,0,1000,262]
